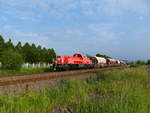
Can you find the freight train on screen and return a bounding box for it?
[54,53,126,70]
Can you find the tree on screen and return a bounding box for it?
[4,38,14,50]
[22,43,42,63]
[30,43,39,63]
[22,42,36,63]
[36,45,42,62]
[44,48,56,63]
[16,42,22,51]
[147,60,150,65]
[96,53,111,58]
[15,41,23,56]
[41,47,48,63]
[0,35,57,65]
[0,35,4,45]
[1,50,24,70]
[0,35,5,60]
[136,60,146,65]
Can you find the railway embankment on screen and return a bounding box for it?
[0,66,126,96]
[0,66,149,113]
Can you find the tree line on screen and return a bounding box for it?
[0,35,56,70]
[129,60,150,67]
[96,53,111,58]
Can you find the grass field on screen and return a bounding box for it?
[0,67,53,76]
[0,66,149,113]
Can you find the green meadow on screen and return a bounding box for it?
[0,67,53,76]
[0,66,149,113]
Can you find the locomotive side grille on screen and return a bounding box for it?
[74,61,82,64]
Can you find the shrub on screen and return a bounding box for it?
[147,60,150,65]
[1,50,24,70]
[129,61,146,67]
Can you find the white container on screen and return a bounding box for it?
[95,57,107,64]
[117,60,121,64]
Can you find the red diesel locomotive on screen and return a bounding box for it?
[54,53,93,70]
[54,53,125,70]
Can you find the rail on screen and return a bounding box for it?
[0,66,127,86]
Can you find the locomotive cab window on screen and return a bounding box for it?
[74,54,83,58]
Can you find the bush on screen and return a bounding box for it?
[147,60,150,65]
[1,50,24,70]
[129,60,146,67]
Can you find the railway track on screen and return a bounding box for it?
[0,66,127,87]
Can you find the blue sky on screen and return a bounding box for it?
[0,0,150,61]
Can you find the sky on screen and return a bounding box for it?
[0,0,150,61]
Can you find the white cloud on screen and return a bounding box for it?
[102,0,150,16]
[0,0,150,59]
[1,0,150,21]
[80,0,150,16]
[0,0,78,20]
[87,24,119,42]
[0,23,120,52]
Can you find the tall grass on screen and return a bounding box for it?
[0,66,149,113]
[72,67,150,113]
